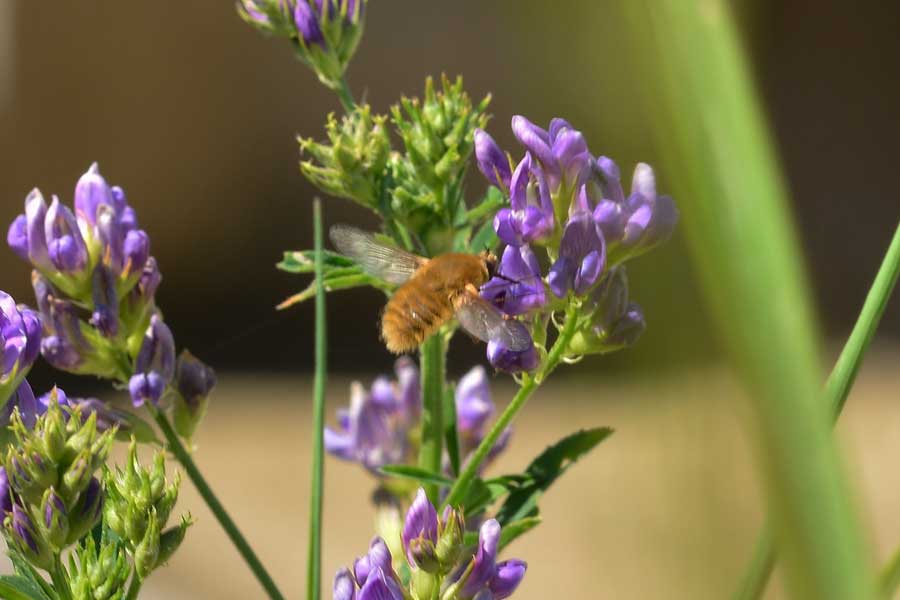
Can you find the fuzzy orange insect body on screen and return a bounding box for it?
[381,253,489,353]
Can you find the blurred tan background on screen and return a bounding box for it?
[2,1,900,598]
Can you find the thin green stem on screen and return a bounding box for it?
[879,544,900,598]
[151,409,285,600]
[307,198,327,600]
[443,303,580,509]
[334,76,355,113]
[419,333,446,504]
[49,555,72,600]
[732,222,900,600]
[124,570,142,600]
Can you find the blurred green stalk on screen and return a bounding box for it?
[307,198,328,600]
[619,2,875,597]
[735,221,900,599]
[419,333,446,504]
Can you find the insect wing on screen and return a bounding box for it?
[455,295,533,351]
[329,225,425,285]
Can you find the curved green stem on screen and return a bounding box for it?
[49,555,72,600]
[334,76,355,113]
[419,333,446,504]
[151,409,285,600]
[124,570,142,600]
[732,222,900,600]
[879,544,900,598]
[443,303,580,509]
[306,198,327,600]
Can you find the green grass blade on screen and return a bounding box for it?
[307,198,328,600]
[618,2,876,598]
[734,222,900,599]
[418,333,446,504]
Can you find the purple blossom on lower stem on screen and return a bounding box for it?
[325,360,511,476]
[0,383,130,433]
[486,339,539,374]
[334,539,404,600]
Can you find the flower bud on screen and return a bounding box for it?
[74,163,114,227]
[8,448,57,505]
[89,264,119,337]
[173,350,216,439]
[134,509,160,579]
[402,488,438,566]
[63,409,98,465]
[70,537,130,600]
[7,503,52,569]
[435,507,464,571]
[61,449,94,499]
[129,315,175,407]
[0,467,12,515]
[334,567,357,600]
[45,195,89,274]
[474,129,512,191]
[155,515,192,568]
[66,476,103,544]
[22,189,52,271]
[409,536,440,573]
[39,397,67,463]
[39,486,68,549]
[487,339,539,374]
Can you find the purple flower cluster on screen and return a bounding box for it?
[334,489,526,600]
[6,163,180,407]
[325,359,509,476]
[474,116,678,368]
[240,0,363,42]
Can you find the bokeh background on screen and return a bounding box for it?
[1,1,899,598]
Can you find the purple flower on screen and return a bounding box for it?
[489,560,528,599]
[354,537,396,584]
[593,159,678,262]
[2,383,127,432]
[334,538,404,600]
[486,339,539,374]
[295,0,325,46]
[174,351,217,415]
[334,568,357,600]
[461,519,500,597]
[45,196,88,274]
[1,381,39,429]
[129,315,175,407]
[0,291,42,382]
[90,264,119,337]
[480,245,546,316]
[510,116,593,193]
[0,467,12,515]
[7,190,52,270]
[325,358,419,470]
[358,567,404,600]
[454,367,510,463]
[402,488,439,565]
[40,297,89,372]
[74,162,114,226]
[547,211,606,298]
[474,129,512,190]
[492,154,555,247]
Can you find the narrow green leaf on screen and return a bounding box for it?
[276,250,355,273]
[0,576,52,600]
[276,274,378,310]
[495,427,613,525]
[379,465,453,487]
[7,550,54,600]
[443,384,461,477]
[460,477,514,517]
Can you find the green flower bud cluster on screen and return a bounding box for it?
[299,104,390,210]
[2,397,114,568]
[104,441,191,580]
[68,537,131,600]
[389,75,490,253]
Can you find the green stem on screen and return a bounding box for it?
[49,555,72,600]
[151,409,285,600]
[124,570,142,600]
[419,333,446,504]
[334,76,355,113]
[306,198,327,600]
[443,304,580,509]
[879,544,900,598]
[732,222,900,600]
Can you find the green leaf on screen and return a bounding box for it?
[379,465,454,487]
[461,477,514,517]
[463,516,543,552]
[276,250,355,273]
[443,384,461,477]
[276,274,379,310]
[0,576,52,600]
[495,427,613,525]
[470,219,499,254]
[7,550,54,600]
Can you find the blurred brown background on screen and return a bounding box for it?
[2,1,900,598]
